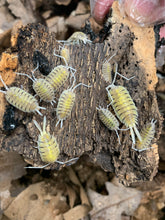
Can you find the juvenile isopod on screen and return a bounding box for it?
[102,62,113,83]
[59,46,70,65]
[16,65,56,105]
[56,76,91,128]
[58,32,92,45]
[0,75,45,115]
[97,106,128,144]
[132,119,156,152]
[26,116,79,168]
[106,64,142,145]
[102,53,117,83]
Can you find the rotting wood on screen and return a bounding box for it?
[0,2,162,186]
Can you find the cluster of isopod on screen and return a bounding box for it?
[98,53,156,152]
[0,32,92,168]
[0,30,156,169]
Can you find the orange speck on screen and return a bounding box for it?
[0,53,18,87]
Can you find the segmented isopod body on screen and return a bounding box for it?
[45,65,70,91]
[56,89,75,128]
[133,119,156,152]
[102,53,117,83]
[60,47,70,65]
[56,75,91,128]
[26,116,79,169]
[33,78,55,103]
[106,66,141,144]
[16,66,56,104]
[58,32,92,45]
[0,75,45,115]
[34,116,60,163]
[102,62,112,83]
[97,106,121,144]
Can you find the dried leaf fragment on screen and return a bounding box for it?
[88,182,143,220]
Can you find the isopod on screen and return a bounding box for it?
[54,47,75,71]
[97,106,127,144]
[56,75,91,128]
[26,116,79,168]
[0,75,45,115]
[102,53,117,83]
[58,32,92,45]
[132,119,156,152]
[102,62,112,83]
[60,46,70,65]
[16,65,56,105]
[45,65,70,91]
[106,63,142,144]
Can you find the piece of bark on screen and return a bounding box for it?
[0,2,162,186]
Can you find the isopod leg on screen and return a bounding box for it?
[43,116,46,132]
[134,125,142,142]
[0,90,6,94]
[106,88,113,106]
[51,99,56,105]
[131,143,138,151]
[131,143,155,152]
[54,49,68,66]
[118,128,129,131]
[84,39,92,44]
[32,146,38,149]
[115,130,121,145]
[56,119,60,127]
[103,52,117,64]
[0,75,9,90]
[57,40,69,44]
[72,83,92,92]
[151,119,157,126]
[31,63,39,80]
[137,146,155,152]
[15,72,34,82]
[112,62,135,85]
[33,120,42,133]
[116,71,135,81]
[36,110,43,116]
[60,120,63,129]
[39,106,46,110]
[56,157,79,165]
[69,68,76,85]
[130,127,135,145]
[25,163,51,169]
[69,74,76,90]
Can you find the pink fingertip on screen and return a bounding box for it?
[124,0,157,20]
[160,25,165,39]
[122,0,165,26]
[92,0,114,24]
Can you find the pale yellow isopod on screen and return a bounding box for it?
[0,75,45,115]
[97,106,129,144]
[132,119,156,152]
[58,32,92,45]
[16,65,56,105]
[106,63,141,145]
[102,53,117,83]
[26,116,79,169]
[56,75,91,128]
